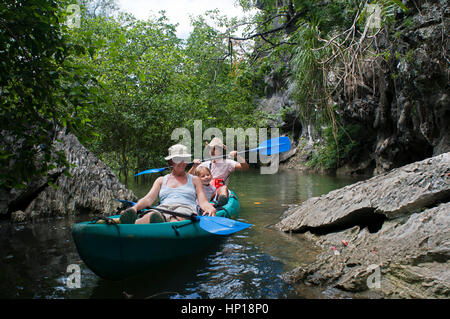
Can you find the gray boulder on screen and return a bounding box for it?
[278,152,450,298]
[1,129,136,221]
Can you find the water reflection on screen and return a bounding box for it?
[0,217,83,298]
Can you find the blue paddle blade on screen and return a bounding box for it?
[134,167,168,176]
[197,216,252,235]
[258,136,291,156]
[112,201,251,235]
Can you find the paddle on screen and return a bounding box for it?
[114,199,252,235]
[149,206,252,236]
[135,136,291,176]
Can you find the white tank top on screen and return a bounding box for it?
[159,174,197,209]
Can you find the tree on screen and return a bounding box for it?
[229,0,409,168]
[0,0,96,189]
[79,0,119,17]
[69,9,258,182]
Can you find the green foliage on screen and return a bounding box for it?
[289,20,332,126]
[308,124,362,169]
[0,0,97,189]
[284,0,407,170]
[1,0,260,188]
[69,11,184,179]
[6,0,413,186]
[238,1,366,132]
[65,7,258,182]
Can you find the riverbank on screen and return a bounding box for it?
[0,128,136,222]
[277,152,450,298]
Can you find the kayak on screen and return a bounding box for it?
[72,191,241,280]
[214,190,240,219]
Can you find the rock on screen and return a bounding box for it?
[0,128,136,221]
[310,0,450,175]
[257,91,302,140]
[10,210,27,223]
[279,143,297,162]
[279,137,318,172]
[353,1,448,174]
[278,152,449,232]
[252,0,449,176]
[278,153,450,298]
[336,157,375,176]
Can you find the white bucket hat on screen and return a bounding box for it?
[164,144,192,161]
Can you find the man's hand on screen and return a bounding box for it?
[188,159,201,174]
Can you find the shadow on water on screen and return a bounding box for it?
[0,216,83,298]
[89,232,298,299]
[89,240,225,299]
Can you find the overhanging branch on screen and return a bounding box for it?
[227,10,303,42]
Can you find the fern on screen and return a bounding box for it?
[289,20,333,127]
[288,0,408,170]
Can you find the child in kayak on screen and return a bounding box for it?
[189,137,248,206]
[118,144,216,224]
[194,166,216,202]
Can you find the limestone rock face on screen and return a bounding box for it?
[1,129,136,221]
[278,153,450,298]
[258,0,450,175]
[337,0,450,174]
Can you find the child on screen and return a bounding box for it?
[189,137,248,206]
[194,166,216,202]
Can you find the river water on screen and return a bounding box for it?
[0,169,363,299]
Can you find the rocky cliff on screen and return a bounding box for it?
[258,0,449,175]
[338,0,449,175]
[0,129,136,222]
[277,152,450,298]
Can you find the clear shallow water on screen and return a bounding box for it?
[0,169,362,299]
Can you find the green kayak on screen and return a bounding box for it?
[72,191,241,280]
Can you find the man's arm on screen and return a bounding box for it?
[229,151,249,171]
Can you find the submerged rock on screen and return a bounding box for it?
[0,128,136,221]
[277,152,450,298]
